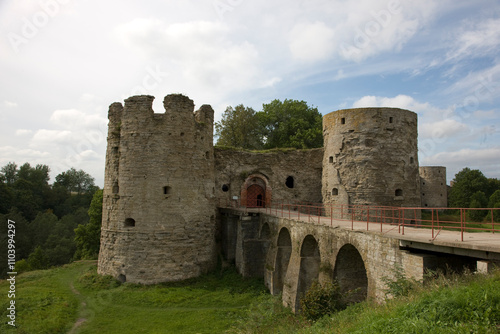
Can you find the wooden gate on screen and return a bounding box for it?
[247,184,265,207]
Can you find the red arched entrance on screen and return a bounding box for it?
[240,174,272,208]
[247,184,265,207]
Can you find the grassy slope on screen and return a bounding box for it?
[1,262,499,333]
[0,261,268,334]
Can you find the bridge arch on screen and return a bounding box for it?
[333,243,368,303]
[260,222,271,239]
[273,227,292,295]
[296,235,321,307]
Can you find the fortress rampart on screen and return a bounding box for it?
[98,94,445,284]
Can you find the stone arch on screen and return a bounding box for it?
[240,174,272,208]
[296,235,321,308]
[260,223,271,239]
[333,243,368,303]
[273,227,292,295]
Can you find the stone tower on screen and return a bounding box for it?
[322,108,421,211]
[419,166,447,208]
[98,94,217,284]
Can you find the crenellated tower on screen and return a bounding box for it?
[98,94,216,284]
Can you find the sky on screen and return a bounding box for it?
[0,0,499,187]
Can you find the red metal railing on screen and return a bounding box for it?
[217,198,500,242]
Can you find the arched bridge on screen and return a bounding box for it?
[218,202,500,312]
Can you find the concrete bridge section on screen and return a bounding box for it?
[218,208,500,312]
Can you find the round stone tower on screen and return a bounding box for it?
[98,94,216,284]
[419,166,447,208]
[322,107,421,211]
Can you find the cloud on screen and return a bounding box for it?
[4,101,18,108]
[15,129,32,136]
[50,108,107,130]
[447,18,500,62]
[289,21,336,62]
[114,19,264,92]
[419,119,468,139]
[351,94,448,119]
[423,147,500,179]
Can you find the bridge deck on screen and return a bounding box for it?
[230,206,500,259]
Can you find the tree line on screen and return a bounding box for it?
[215,99,323,149]
[0,162,102,277]
[448,167,500,221]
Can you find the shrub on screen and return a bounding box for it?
[382,264,421,298]
[300,281,346,321]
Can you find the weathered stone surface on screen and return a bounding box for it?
[420,166,447,208]
[98,94,217,284]
[98,97,447,290]
[322,108,421,210]
[215,148,323,207]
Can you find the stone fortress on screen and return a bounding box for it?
[97,93,447,286]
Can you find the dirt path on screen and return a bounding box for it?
[64,263,96,334]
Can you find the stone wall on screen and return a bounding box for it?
[215,148,323,207]
[419,166,447,208]
[322,108,421,212]
[98,94,217,284]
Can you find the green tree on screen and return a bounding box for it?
[0,162,18,185]
[74,189,103,259]
[215,105,262,149]
[54,168,97,195]
[449,168,489,208]
[257,99,323,149]
[468,191,488,222]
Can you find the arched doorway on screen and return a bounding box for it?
[241,174,271,208]
[247,184,265,207]
[333,244,368,303]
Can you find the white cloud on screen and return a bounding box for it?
[419,119,468,139]
[447,18,500,62]
[423,147,500,179]
[4,101,18,108]
[352,94,446,118]
[289,21,336,62]
[15,129,32,136]
[50,108,107,130]
[114,19,263,92]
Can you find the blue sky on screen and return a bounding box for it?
[0,0,499,186]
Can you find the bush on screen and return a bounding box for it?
[300,281,346,321]
[78,265,121,290]
[382,264,421,298]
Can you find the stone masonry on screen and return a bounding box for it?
[98,94,217,284]
[98,94,447,286]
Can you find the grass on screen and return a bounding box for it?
[231,269,500,334]
[0,261,269,334]
[419,210,500,233]
[1,261,499,333]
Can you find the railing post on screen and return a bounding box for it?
[492,209,495,234]
[367,207,370,231]
[351,207,354,230]
[461,208,464,242]
[401,209,405,235]
[331,206,333,226]
[431,209,434,239]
